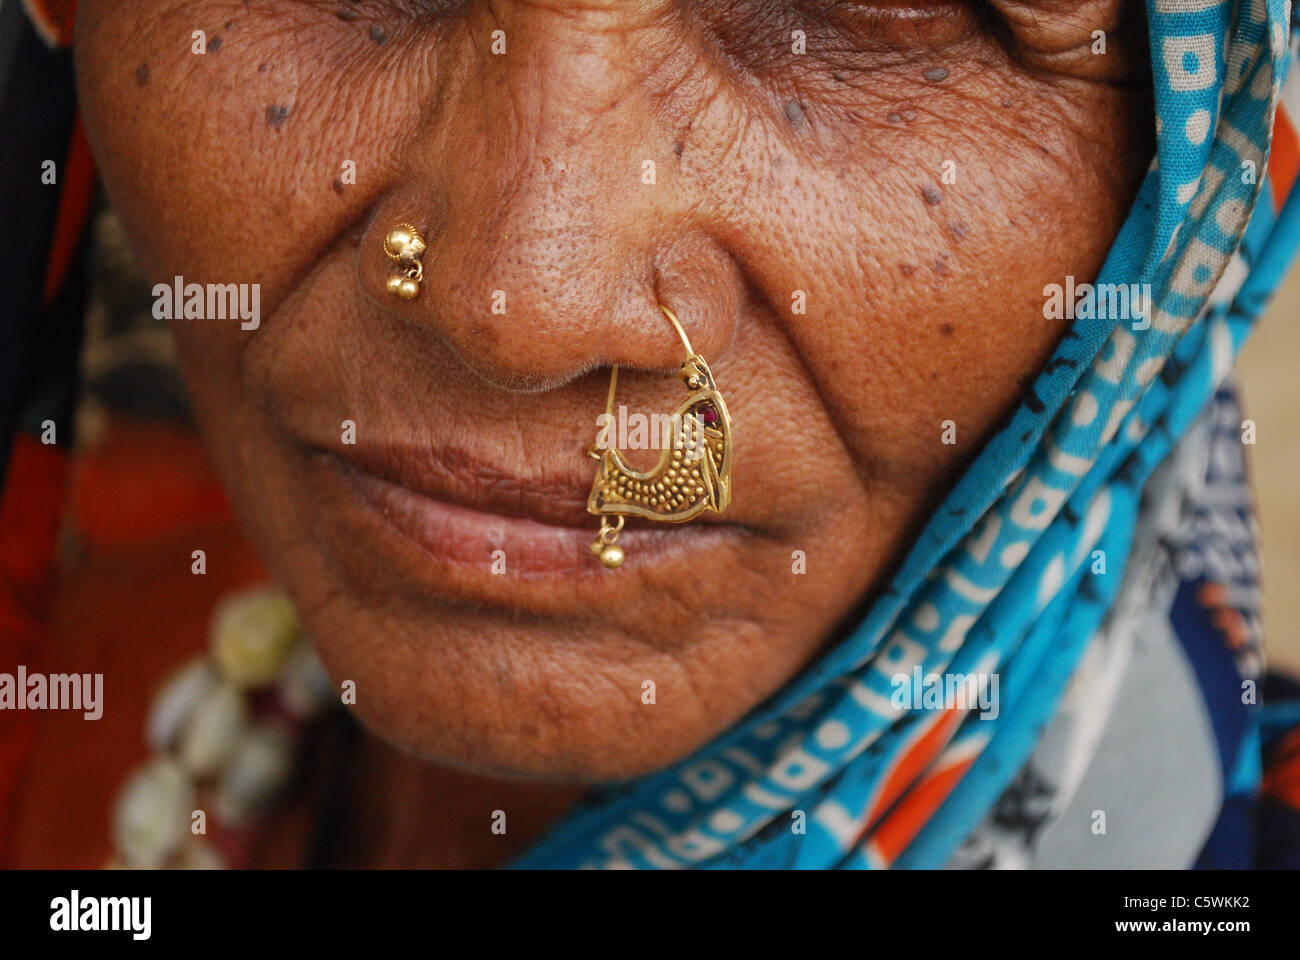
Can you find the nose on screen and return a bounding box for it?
[357,0,741,391]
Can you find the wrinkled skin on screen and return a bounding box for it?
[76,0,1153,862]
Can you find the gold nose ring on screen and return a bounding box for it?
[585,305,733,569]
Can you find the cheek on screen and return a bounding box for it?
[724,73,1152,489]
[902,93,1149,446]
[75,1,422,443]
[74,1,405,350]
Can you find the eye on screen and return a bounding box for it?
[693,0,994,83]
[293,0,463,28]
[800,1,987,48]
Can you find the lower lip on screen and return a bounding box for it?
[319,452,699,577]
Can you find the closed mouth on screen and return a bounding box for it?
[323,439,597,529]
[304,439,737,580]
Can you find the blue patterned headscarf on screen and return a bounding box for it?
[516,0,1300,869]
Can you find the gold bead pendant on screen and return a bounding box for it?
[383,223,427,300]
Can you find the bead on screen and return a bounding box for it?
[599,544,625,568]
[146,660,218,751]
[112,758,194,869]
[386,275,404,296]
[278,645,335,721]
[179,682,250,777]
[385,226,415,254]
[397,278,420,300]
[589,538,605,556]
[211,587,300,689]
[215,725,294,828]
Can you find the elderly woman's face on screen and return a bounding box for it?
[75,0,1151,780]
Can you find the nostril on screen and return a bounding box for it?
[649,233,745,363]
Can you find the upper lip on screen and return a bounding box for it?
[320,439,600,528]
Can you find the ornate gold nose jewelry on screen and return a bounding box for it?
[586,305,733,569]
[383,223,426,300]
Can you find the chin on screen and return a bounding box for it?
[300,595,742,783]
[182,376,852,785]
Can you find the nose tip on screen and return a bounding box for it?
[352,4,740,391]
[360,201,741,391]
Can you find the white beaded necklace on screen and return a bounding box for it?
[108,586,334,869]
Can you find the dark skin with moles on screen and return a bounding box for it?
[74,0,1153,865]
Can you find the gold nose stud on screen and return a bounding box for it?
[383,223,426,300]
